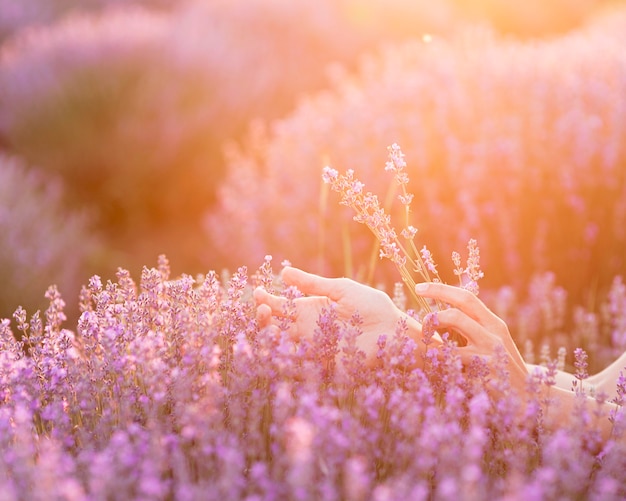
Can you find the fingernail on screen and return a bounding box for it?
[415,283,429,293]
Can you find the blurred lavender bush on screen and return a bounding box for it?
[0,0,458,276]
[1,0,618,278]
[0,6,205,272]
[0,255,625,499]
[1,0,618,45]
[0,0,175,44]
[0,154,97,321]
[206,9,626,317]
[450,0,619,37]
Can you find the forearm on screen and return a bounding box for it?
[540,384,620,443]
[528,353,626,401]
[526,363,597,394]
[586,351,626,400]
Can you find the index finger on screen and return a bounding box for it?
[281,267,350,301]
[415,282,499,327]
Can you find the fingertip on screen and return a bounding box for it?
[257,302,271,317]
[253,286,268,302]
[415,282,430,294]
[281,266,308,286]
[256,303,272,328]
[280,266,297,282]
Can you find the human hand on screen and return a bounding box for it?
[415,281,529,394]
[254,267,424,365]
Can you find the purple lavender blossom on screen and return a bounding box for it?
[0,255,624,498]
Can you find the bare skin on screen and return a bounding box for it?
[254,267,434,367]
[414,281,529,396]
[255,267,624,440]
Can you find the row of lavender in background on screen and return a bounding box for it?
[1,2,625,320]
[208,10,626,366]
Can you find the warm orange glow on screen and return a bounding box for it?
[0,0,625,320]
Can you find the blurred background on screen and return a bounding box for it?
[2,0,626,367]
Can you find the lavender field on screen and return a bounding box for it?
[2,1,626,499]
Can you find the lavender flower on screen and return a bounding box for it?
[208,10,626,327]
[573,347,590,395]
[0,254,625,498]
[323,145,482,315]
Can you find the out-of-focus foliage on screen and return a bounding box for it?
[451,0,619,37]
[0,7,174,221]
[0,155,98,321]
[206,9,626,314]
[1,0,621,45]
[0,0,458,277]
[0,0,174,43]
[0,0,623,308]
